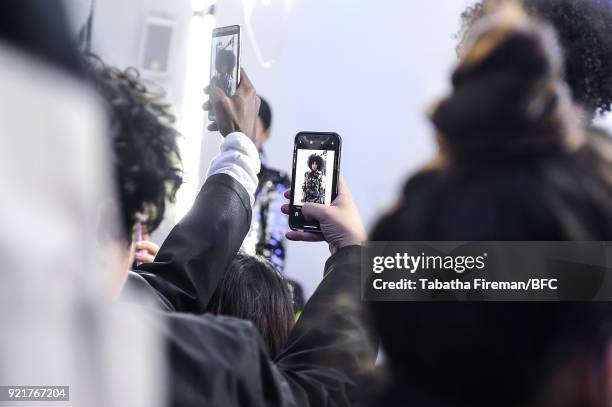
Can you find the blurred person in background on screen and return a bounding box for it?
[0,0,86,77]
[458,0,612,122]
[0,1,163,406]
[86,57,183,291]
[242,96,292,273]
[368,5,612,407]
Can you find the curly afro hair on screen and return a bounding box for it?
[458,0,612,117]
[215,49,236,74]
[86,55,183,242]
[307,154,325,172]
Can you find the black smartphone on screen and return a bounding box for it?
[209,25,241,121]
[289,132,342,233]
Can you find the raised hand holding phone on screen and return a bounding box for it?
[282,177,367,254]
[204,68,260,143]
[289,132,342,232]
[208,25,241,121]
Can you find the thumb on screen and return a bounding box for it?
[336,176,350,197]
[237,68,254,92]
[301,202,330,222]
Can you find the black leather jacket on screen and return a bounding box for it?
[124,173,376,407]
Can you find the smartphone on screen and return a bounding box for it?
[209,25,241,121]
[289,132,342,233]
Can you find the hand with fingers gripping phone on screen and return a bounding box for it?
[281,176,367,254]
[203,67,261,143]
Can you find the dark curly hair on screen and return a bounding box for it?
[0,0,85,77]
[215,48,236,74]
[458,0,612,117]
[307,154,325,172]
[258,95,272,131]
[86,56,183,242]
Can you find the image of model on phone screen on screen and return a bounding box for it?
[297,151,330,205]
[290,132,341,232]
[209,25,241,120]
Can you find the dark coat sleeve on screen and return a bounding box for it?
[124,173,252,313]
[158,245,377,407]
[273,245,378,406]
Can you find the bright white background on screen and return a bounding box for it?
[79,0,612,299]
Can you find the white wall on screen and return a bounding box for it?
[90,0,192,110]
[213,0,473,297]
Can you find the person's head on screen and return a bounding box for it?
[458,0,612,119]
[86,56,183,293]
[0,0,84,77]
[375,5,611,242]
[215,49,236,76]
[308,154,324,172]
[255,96,272,150]
[371,7,612,406]
[207,253,294,358]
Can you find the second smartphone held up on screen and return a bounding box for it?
[209,25,241,121]
[289,132,342,233]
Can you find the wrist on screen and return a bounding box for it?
[324,244,363,274]
[235,123,256,144]
[332,237,366,254]
[344,230,368,248]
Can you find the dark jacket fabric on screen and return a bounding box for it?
[123,173,376,406]
[128,173,253,313]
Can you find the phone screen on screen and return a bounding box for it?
[290,132,342,232]
[209,25,241,120]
